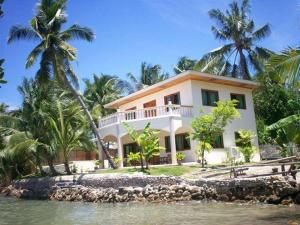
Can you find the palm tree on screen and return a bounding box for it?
[83,74,132,118]
[127,62,169,91]
[0,59,6,88]
[174,57,197,74]
[198,0,271,79]
[0,103,8,113]
[0,1,6,88]
[47,97,94,174]
[8,0,116,168]
[267,47,300,87]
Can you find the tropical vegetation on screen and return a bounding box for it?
[127,62,169,91]
[191,100,240,167]
[124,122,164,170]
[0,0,299,184]
[196,0,272,79]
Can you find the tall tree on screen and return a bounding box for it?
[8,0,116,168]
[83,74,132,118]
[267,47,300,87]
[127,62,169,91]
[0,0,7,87]
[174,56,197,74]
[198,0,271,79]
[47,97,94,174]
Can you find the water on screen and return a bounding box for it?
[0,196,300,225]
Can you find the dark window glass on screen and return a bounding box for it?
[231,93,246,109]
[211,134,224,148]
[202,89,219,106]
[123,143,139,158]
[165,133,191,152]
[164,92,181,105]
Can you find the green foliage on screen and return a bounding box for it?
[127,152,141,167]
[0,59,6,87]
[191,100,240,167]
[267,46,300,87]
[254,80,299,125]
[197,0,272,79]
[174,57,197,74]
[176,152,186,165]
[127,62,169,91]
[113,157,121,168]
[83,74,131,118]
[124,122,164,169]
[46,96,95,174]
[267,114,300,154]
[236,129,258,162]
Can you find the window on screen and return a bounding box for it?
[164,92,181,105]
[165,133,191,152]
[123,143,139,158]
[202,89,219,106]
[211,134,224,148]
[231,93,246,109]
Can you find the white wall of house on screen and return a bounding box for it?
[118,80,193,111]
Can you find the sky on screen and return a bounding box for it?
[0,0,299,109]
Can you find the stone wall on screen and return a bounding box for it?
[1,174,300,205]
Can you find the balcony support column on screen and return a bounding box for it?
[117,124,124,168]
[169,117,177,165]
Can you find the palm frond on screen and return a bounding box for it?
[8,26,40,43]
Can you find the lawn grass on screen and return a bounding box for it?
[96,165,200,176]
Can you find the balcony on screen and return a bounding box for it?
[99,105,193,128]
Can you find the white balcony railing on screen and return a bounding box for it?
[99,105,193,128]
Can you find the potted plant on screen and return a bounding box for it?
[176,152,186,165]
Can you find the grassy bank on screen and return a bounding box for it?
[96,165,201,176]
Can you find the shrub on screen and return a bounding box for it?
[176,152,186,165]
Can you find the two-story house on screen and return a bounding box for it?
[98,70,260,168]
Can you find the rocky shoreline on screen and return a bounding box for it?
[1,174,300,205]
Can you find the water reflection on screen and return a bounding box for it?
[0,196,299,225]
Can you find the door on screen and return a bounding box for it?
[143,100,156,117]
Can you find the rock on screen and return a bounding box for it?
[182,191,190,197]
[281,197,293,205]
[293,193,300,204]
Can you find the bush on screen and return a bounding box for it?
[127,152,141,167]
[176,152,186,165]
[236,129,258,162]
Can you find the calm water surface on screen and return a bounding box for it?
[0,196,300,225]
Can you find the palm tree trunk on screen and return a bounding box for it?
[64,161,72,175]
[35,153,46,175]
[64,79,116,169]
[47,158,58,176]
[238,49,250,80]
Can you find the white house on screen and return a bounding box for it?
[98,70,260,168]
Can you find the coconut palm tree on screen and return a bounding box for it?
[267,47,300,87]
[47,97,94,174]
[174,57,197,74]
[0,59,6,88]
[8,0,116,168]
[83,74,132,118]
[0,1,6,88]
[127,62,169,91]
[198,0,272,79]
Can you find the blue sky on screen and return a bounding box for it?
[0,0,299,109]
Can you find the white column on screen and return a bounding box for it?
[169,117,177,165]
[116,123,124,168]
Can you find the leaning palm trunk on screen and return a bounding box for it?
[47,158,58,176]
[64,80,116,169]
